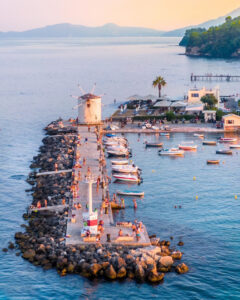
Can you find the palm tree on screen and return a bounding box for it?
[152,76,166,98]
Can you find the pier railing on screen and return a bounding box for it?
[190,73,240,82]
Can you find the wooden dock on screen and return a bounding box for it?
[65,125,151,246]
[191,73,240,82]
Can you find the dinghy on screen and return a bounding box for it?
[145,142,163,148]
[160,133,170,137]
[194,133,204,138]
[116,190,144,197]
[178,144,197,151]
[216,149,233,155]
[203,141,217,146]
[159,148,184,156]
[229,144,240,149]
[207,160,220,165]
[111,160,129,165]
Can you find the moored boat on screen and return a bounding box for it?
[194,133,204,138]
[112,165,139,173]
[229,144,240,149]
[203,141,217,146]
[218,137,237,143]
[178,144,197,151]
[111,160,129,165]
[113,173,141,183]
[207,160,220,165]
[107,150,129,157]
[159,148,184,156]
[116,190,144,197]
[160,132,170,137]
[145,142,163,148]
[216,149,233,155]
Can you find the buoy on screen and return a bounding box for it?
[235,195,237,200]
[152,170,156,173]
[196,195,198,200]
[193,176,196,181]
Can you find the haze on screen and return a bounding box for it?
[1,0,239,31]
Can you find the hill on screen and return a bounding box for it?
[0,23,164,38]
[164,6,240,37]
[182,16,240,58]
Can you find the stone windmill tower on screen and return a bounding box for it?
[71,84,102,125]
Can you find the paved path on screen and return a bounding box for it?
[36,169,72,176]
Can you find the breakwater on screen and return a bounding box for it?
[11,119,188,283]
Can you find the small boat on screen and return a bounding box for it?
[145,142,163,148]
[179,144,197,151]
[105,133,116,137]
[111,160,129,165]
[113,174,140,183]
[116,190,144,197]
[107,150,129,157]
[216,149,233,155]
[194,133,204,138]
[218,137,237,143]
[203,141,217,146]
[160,133,170,137]
[207,160,220,165]
[229,144,240,149]
[159,148,184,156]
[112,165,139,173]
[110,202,125,209]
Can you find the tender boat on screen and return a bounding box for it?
[178,144,197,151]
[216,149,233,155]
[145,142,163,148]
[203,141,217,146]
[159,148,184,156]
[113,174,140,183]
[116,190,144,197]
[111,160,129,165]
[218,137,237,143]
[207,160,220,165]
[160,133,170,137]
[112,165,139,173]
[229,144,240,149]
[194,133,204,138]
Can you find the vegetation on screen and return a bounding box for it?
[200,94,218,109]
[216,109,224,121]
[152,76,166,98]
[165,111,176,121]
[180,16,240,58]
[179,28,206,46]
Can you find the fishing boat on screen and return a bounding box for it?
[145,142,163,148]
[207,160,220,165]
[113,173,140,183]
[178,144,197,151]
[159,148,184,156]
[203,141,217,146]
[116,190,144,197]
[216,149,233,155]
[160,133,170,137]
[111,160,129,165]
[229,144,240,149]
[194,133,204,138]
[218,137,237,143]
[112,165,139,173]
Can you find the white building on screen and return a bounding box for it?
[188,87,220,107]
[78,93,102,125]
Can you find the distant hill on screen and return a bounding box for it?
[0,23,164,38]
[164,6,240,37]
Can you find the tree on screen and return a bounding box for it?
[200,94,218,109]
[152,76,166,98]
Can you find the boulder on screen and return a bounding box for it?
[135,263,145,282]
[178,241,184,246]
[171,251,182,260]
[159,256,173,268]
[175,263,189,274]
[22,249,36,260]
[148,270,164,283]
[90,263,102,276]
[67,263,75,273]
[117,266,127,279]
[105,264,117,280]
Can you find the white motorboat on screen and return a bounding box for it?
[218,137,237,143]
[112,165,139,173]
[229,144,240,149]
[106,145,128,152]
[193,133,204,138]
[159,148,184,156]
[107,150,129,157]
[113,173,140,183]
[111,160,129,165]
[178,142,197,151]
[116,190,144,197]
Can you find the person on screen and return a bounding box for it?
[118,229,123,236]
[136,228,141,241]
[77,202,81,209]
[37,201,41,209]
[132,223,136,233]
[85,137,88,143]
[87,167,91,178]
[54,163,58,171]
[62,198,66,205]
[83,157,86,166]
[44,199,48,207]
[121,198,125,208]
[86,230,90,237]
[133,199,137,209]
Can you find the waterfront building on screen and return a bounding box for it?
[78,93,102,124]
[187,87,220,107]
[223,114,240,131]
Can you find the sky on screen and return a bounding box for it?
[1,0,240,31]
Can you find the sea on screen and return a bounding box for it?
[0,37,240,300]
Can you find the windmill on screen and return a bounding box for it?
[70,84,103,125]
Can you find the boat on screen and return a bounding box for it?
[110,202,125,209]
[113,173,140,183]
[216,149,233,155]
[145,142,163,148]
[229,144,240,149]
[111,160,129,165]
[106,145,129,152]
[159,148,184,156]
[160,133,170,137]
[105,133,116,137]
[116,190,144,197]
[112,165,139,173]
[194,133,204,138]
[203,141,217,146]
[207,160,220,165]
[178,144,197,151]
[218,137,237,143]
[107,150,129,157]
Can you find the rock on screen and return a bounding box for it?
[43,263,53,270]
[80,262,91,278]
[159,256,173,268]
[101,261,110,270]
[148,270,164,283]
[22,249,36,260]
[67,263,75,273]
[105,264,117,280]
[135,263,145,282]
[127,270,135,279]
[175,263,189,274]
[2,248,8,252]
[117,266,127,279]
[8,242,15,249]
[178,241,184,246]
[171,251,182,260]
[90,263,102,276]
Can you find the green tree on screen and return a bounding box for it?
[200,94,218,109]
[216,109,224,121]
[152,76,166,98]
[165,111,175,121]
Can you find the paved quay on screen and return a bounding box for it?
[65,125,151,246]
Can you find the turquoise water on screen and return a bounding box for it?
[0,37,240,299]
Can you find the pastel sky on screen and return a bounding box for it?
[1,0,240,31]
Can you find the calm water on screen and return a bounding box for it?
[0,37,240,299]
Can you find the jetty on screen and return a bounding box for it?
[190,73,240,82]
